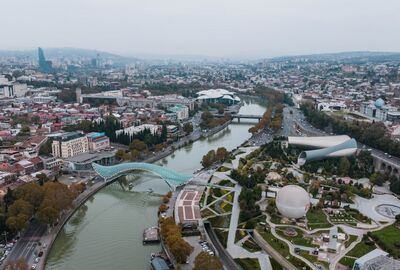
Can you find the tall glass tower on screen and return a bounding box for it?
[38,47,52,72]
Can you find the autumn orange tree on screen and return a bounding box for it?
[6,199,33,232]
[159,217,193,263]
[6,181,82,231]
[193,251,223,270]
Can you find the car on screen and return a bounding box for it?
[31,264,37,270]
[38,251,43,257]
[34,257,40,263]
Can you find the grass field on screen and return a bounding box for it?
[234,258,261,270]
[345,234,358,248]
[371,224,400,258]
[200,208,215,218]
[256,227,312,269]
[346,240,375,258]
[275,228,318,248]
[306,209,331,230]
[339,256,356,268]
[269,257,283,270]
[208,214,231,228]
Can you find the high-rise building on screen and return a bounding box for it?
[76,87,82,103]
[38,47,52,73]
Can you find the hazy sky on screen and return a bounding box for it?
[1,0,399,58]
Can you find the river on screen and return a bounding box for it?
[45,98,266,270]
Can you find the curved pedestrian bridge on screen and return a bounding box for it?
[92,162,192,187]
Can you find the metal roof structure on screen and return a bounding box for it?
[288,136,357,166]
[92,162,192,188]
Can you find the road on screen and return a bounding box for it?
[5,220,48,268]
[204,222,240,270]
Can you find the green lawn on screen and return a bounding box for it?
[339,256,356,268]
[345,234,358,248]
[306,209,331,230]
[371,224,400,258]
[275,228,318,248]
[200,208,215,218]
[225,193,234,203]
[268,212,283,224]
[346,241,375,258]
[221,201,233,212]
[256,227,312,269]
[299,251,318,264]
[234,258,261,270]
[269,257,283,270]
[208,214,231,228]
[218,178,235,186]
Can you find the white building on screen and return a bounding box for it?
[359,98,397,122]
[116,124,159,136]
[168,105,189,120]
[196,89,240,105]
[317,101,347,112]
[51,132,89,158]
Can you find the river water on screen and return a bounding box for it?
[45,98,266,270]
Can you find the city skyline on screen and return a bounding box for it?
[1,0,400,58]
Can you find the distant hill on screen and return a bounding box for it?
[0,47,139,64]
[266,51,400,64]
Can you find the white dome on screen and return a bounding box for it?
[276,185,310,219]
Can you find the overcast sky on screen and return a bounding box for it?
[1,0,399,58]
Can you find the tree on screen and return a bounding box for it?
[202,150,215,168]
[36,173,49,186]
[370,172,385,186]
[193,251,223,270]
[39,139,52,155]
[40,182,75,213]
[395,214,400,224]
[31,115,41,125]
[18,126,30,136]
[15,182,44,209]
[338,157,350,176]
[158,204,168,213]
[390,178,400,195]
[4,258,29,270]
[183,123,193,134]
[37,206,58,226]
[130,149,140,161]
[215,147,228,161]
[115,149,125,160]
[129,139,147,152]
[6,199,33,232]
